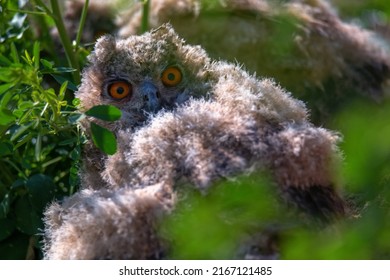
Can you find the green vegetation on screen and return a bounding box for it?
[0,0,390,259]
[0,0,119,259]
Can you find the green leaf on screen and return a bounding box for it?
[41,156,63,169]
[33,41,40,69]
[58,137,78,146]
[52,67,76,73]
[11,179,26,193]
[0,108,16,126]
[68,112,85,124]
[0,54,12,65]
[34,134,42,162]
[23,50,32,65]
[59,81,68,101]
[69,165,80,190]
[19,101,35,111]
[13,133,33,150]
[0,193,14,219]
[0,87,15,106]
[10,43,20,64]
[85,105,122,121]
[164,173,279,259]
[0,83,14,95]
[10,122,34,141]
[0,141,13,157]
[26,174,56,213]
[14,195,42,235]
[50,74,78,92]
[40,59,53,69]
[0,218,16,242]
[69,145,81,160]
[90,122,117,155]
[0,68,14,83]
[0,90,17,125]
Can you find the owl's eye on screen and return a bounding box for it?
[108,81,132,100]
[161,66,182,87]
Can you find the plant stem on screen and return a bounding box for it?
[1,159,28,180]
[75,0,90,50]
[6,8,47,15]
[34,0,52,15]
[32,9,59,64]
[49,0,80,84]
[141,0,150,34]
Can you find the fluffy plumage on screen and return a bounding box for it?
[44,183,174,259]
[43,24,345,259]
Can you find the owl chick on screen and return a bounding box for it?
[43,24,346,259]
[117,0,390,110]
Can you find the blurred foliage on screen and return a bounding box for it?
[334,0,390,19]
[0,0,389,260]
[0,0,83,259]
[162,174,287,259]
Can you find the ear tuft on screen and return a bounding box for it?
[151,23,182,45]
[91,35,116,64]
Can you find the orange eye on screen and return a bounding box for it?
[161,66,182,87]
[108,81,132,100]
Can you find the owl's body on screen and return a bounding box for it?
[43,25,345,259]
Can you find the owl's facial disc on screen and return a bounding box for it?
[140,81,161,113]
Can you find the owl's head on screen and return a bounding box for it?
[76,24,212,130]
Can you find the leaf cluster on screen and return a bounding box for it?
[0,0,118,259]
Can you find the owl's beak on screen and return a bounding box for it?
[140,82,160,113]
